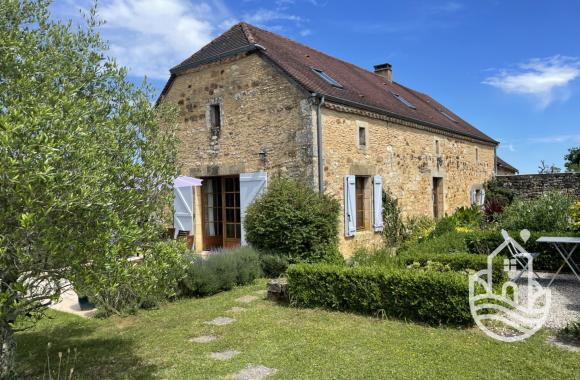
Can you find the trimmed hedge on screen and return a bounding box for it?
[398,252,505,285]
[465,230,579,271]
[287,263,474,326]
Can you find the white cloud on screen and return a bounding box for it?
[98,0,230,80]
[528,134,580,144]
[52,0,314,81]
[483,56,580,108]
[243,9,305,25]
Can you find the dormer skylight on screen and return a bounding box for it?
[441,111,457,122]
[312,68,343,88]
[390,91,416,109]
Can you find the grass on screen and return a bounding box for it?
[16,280,580,379]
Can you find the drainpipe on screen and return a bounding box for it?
[312,93,325,193]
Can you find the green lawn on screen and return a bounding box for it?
[16,280,580,379]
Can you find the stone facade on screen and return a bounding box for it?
[164,52,314,183]
[321,104,495,255]
[495,173,580,199]
[164,53,317,251]
[164,52,496,256]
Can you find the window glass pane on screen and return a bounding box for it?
[226,223,235,238]
[390,91,416,109]
[312,68,343,88]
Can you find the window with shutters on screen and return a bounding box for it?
[355,177,367,230]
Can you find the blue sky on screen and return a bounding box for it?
[53,0,580,174]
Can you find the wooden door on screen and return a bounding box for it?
[432,177,443,219]
[222,176,241,248]
[201,177,223,250]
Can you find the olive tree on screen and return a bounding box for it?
[0,1,179,377]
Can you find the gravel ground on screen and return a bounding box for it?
[514,271,580,329]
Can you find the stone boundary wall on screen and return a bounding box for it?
[495,173,580,199]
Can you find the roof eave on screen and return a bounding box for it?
[319,93,499,146]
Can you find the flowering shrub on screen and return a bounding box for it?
[500,191,574,232]
[571,201,580,231]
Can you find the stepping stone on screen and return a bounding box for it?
[189,335,217,343]
[228,306,246,313]
[233,364,277,380]
[210,349,241,361]
[204,316,236,326]
[235,295,258,303]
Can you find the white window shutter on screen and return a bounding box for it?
[470,190,476,205]
[373,176,384,232]
[344,175,356,237]
[174,186,194,236]
[480,189,486,205]
[240,172,268,245]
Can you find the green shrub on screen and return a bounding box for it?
[500,191,574,232]
[351,246,399,268]
[431,216,457,237]
[464,229,579,271]
[403,215,435,244]
[398,252,505,285]
[181,246,261,296]
[244,178,342,264]
[85,240,187,315]
[259,254,289,278]
[382,190,406,246]
[484,179,516,207]
[559,320,580,340]
[287,263,474,326]
[451,206,483,228]
[399,231,468,256]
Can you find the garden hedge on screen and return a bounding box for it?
[287,263,475,326]
[464,230,579,271]
[398,252,505,284]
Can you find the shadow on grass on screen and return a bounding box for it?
[15,320,157,379]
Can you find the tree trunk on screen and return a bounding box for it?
[0,321,15,380]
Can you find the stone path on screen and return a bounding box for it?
[204,316,236,326]
[198,291,277,378]
[235,295,258,303]
[210,350,241,361]
[233,364,277,380]
[189,335,217,343]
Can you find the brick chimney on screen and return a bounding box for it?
[374,63,392,82]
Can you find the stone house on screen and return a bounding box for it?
[496,156,519,176]
[159,22,498,256]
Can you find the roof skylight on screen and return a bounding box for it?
[440,111,457,122]
[390,91,416,109]
[312,68,343,88]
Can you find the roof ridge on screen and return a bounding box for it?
[172,23,252,70]
[239,22,257,44]
[242,22,380,78]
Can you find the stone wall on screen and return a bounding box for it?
[163,52,315,186]
[321,103,496,256]
[495,173,580,199]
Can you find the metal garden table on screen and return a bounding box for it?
[536,236,580,287]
